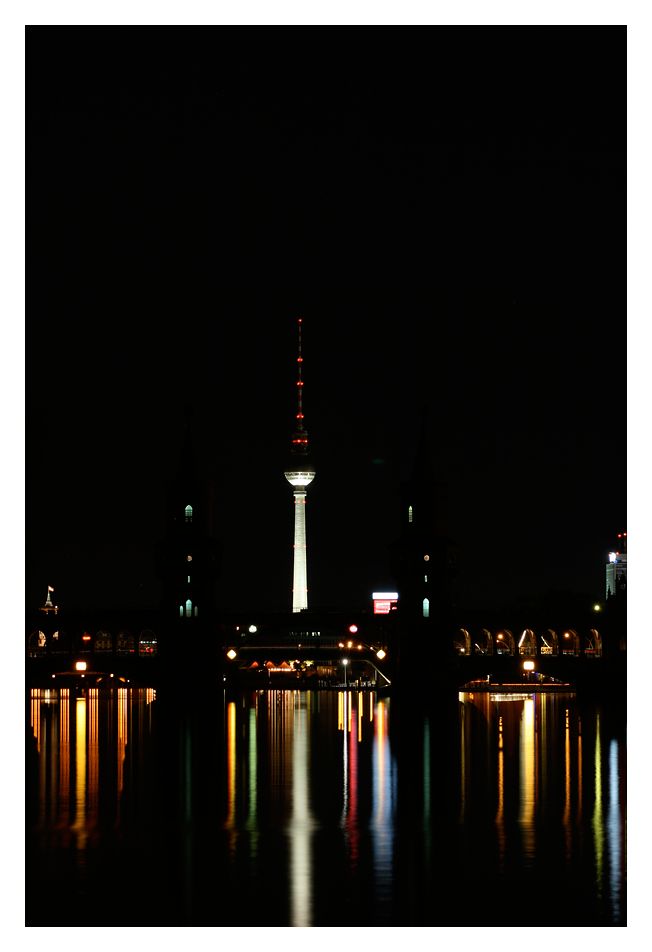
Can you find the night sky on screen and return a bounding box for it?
[25,29,626,615]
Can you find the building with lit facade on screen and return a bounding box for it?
[606,532,627,600]
[284,320,315,612]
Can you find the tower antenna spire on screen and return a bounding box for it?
[296,318,304,434]
[284,318,315,611]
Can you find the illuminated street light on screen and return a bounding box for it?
[248,625,258,633]
[342,658,348,687]
[523,661,535,671]
[227,649,237,660]
[594,605,601,611]
[376,649,386,660]
[75,662,87,671]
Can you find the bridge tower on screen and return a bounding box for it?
[284,319,315,612]
[155,410,222,645]
[389,412,460,632]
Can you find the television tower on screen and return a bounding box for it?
[284,319,315,611]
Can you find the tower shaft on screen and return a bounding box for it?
[292,490,308,611]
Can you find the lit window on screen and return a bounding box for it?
[186,599,192,617]
[179,606,183,617]
[185,505,193,523]
[194,606,198,617]
[424,575,428,583]
[188,576,190,583]
[408,505,413,523]
[423,598,430,618]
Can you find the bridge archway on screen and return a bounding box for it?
[95,630,113,653]
[117,630,134,654]
[584,629,602,658]
[562,629,580,657]
[495,629,515,656]
[540,629,558,656]
[139,629,157,655]
[518,629,536,657]
[28,631,46,656]
[474,629,493,656]
[454,629,471,655]
[51,630,70,654]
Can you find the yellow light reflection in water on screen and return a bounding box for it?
[338,692,343,731]
[73,698,87,849]
[288,693,315,927]
[563,708,571,859]
[117,688,128,823]
[593,713,603,900]
[31,689,41,753]
[59,690,70,828]
[87,689,99,831]
[224,701,237,860]
[459,698,466,824]
[519,698,535,863]
[496,714,505,865]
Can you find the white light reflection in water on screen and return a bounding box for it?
[608,739,622,922]
[518,698,535,864]
[287,692,315,927]
[245,706,259,860]
[371,700,395,923]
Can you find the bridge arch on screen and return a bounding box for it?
[562,629,580,657]
[474,629,493,656]
[584,629,602,658]
[51,630,70,654]
[95,630,113,652]
[540,629,558,656]
[518,629,537,657]
[28,631,46,656]
[495,629,515,656]
[117,630,134,654]
[453,629,471,655]
[139,629,157,655]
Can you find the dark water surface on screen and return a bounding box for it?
[26,687,626,927]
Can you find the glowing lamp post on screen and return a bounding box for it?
[342,658,348,687]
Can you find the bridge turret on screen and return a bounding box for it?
[155,410,222,638]
[389,412,460,631]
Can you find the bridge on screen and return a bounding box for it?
[26,602,625,695]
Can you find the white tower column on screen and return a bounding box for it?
[292,490,308,611]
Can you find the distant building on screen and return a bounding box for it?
[606,532,627,600]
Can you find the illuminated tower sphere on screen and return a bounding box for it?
[284,320,315,612]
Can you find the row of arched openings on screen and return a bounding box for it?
[28,629,158,655]
[453,628,602,657]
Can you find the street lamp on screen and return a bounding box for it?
[343,658,348,687]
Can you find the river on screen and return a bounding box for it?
[26,686,626,927]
